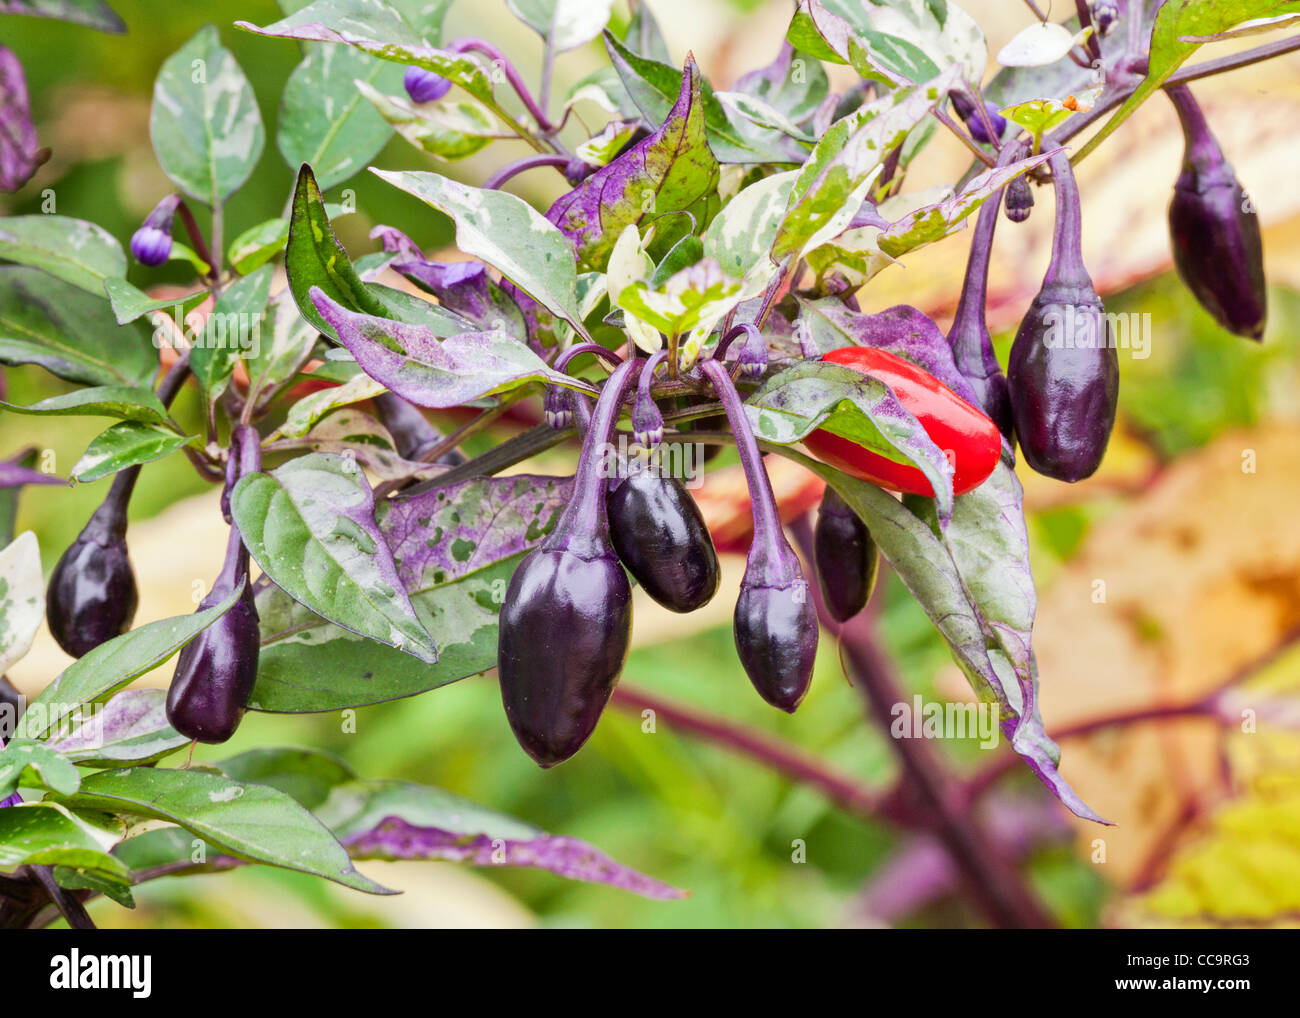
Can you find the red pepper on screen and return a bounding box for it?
[803,347,1001,497]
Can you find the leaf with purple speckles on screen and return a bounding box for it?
[310,287,597,408]
[377,473,573,590]
[744,359,954,525]
[325,779,686,900]
[546,55,718,272]
[389,256,527,337]
[0,47,45,193]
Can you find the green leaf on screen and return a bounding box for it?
[0,738,80,799]
[771,66,960,262]
[2,384,176,429]
[278,370,384,439]
[1076,0,1300,161]
[55,767,391,894]
[149,25,265,206]
[102,276,209,326]
[0,803,130,885]
[0,0,125,33]
[0,266,157,386]
[788,0,941,82]
[190,264,273,404]
[70,421,194,483]
[0,215,126,293]
[46,689,190,767]
[0,531,43,675]
[279,44,401,190]
[230,453,439,663]
[243,286,322,406]
[356,81,504,160]
[602,31,772,164]
[703,169,798,279]
[507,0,614,51]
[219,747,357,810]
[373,168,588,337]
[52,865,136,908]
[18,584,244,740]
[285,164,469,341]
[251,553,516,712]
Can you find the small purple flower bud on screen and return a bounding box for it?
[544,385,573,430]
[737,327,768,378]
[130,225,173,266]
[130,193,182,266]
[632,390,663,447]
[404,65,451,104]
[1094,1,1119,35]
[1005,176,1034,223]
[950,91,1005,145]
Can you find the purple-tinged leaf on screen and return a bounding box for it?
[732,41,829,127]
[0,1,126,32]
[0,47,46,193]
[546,55,718,272]
[377,473,574,590]
[45,688,189,766]
[389,255,527,336]
[799,298,982,407]
[0,452,64,489]
[230,452,439,663]
[786,450,1106,823]
[326,779,686,900]
[310,287,598,408]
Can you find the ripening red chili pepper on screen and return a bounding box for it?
[803,347,1001,497]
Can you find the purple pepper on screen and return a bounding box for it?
[403,66,451,104]
[813,486,878,624]
[1007,150,1119,482]
[129,193,181,266]
[46,471,139,658]
[701,359,818,712]
[165,427,262,744]
[947,146,1018,442]
[496,359,639,767]
[1166,85,1266,341]
[373,391,465,467]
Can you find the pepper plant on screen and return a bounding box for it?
[0,0,1296,929]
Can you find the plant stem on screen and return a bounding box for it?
[789,518,1057,929]
[609,685,882,818]
[451,38,555,133]
[175,201,217,282]
[31,866,95,930]
[539,33,555,121]
[483,154,571,191]
[1073,0,1102,63]
[934,108,996,167]
[209,202,224,301]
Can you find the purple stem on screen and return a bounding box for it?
[483,154,571,191]
[449,37,554,132]
[699,359,792,582]
[1165,84,1222,171]
[554,342,624,374]
[714,323,758,362]
[549,358,641,548]
[638,350,667,404]
[1044,149,1087,284]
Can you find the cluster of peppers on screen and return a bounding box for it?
[39,75,1266,763]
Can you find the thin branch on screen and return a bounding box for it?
[31,867,95,930]
[609,686,883,819]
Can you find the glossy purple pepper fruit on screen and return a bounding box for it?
[46,471,139,658]
[702,359,818,712]
[497,359,639,767]
[813,486,878,624]
[1166,85,1266,341]
[1008,150,1119,482]
[165,427,262,744]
